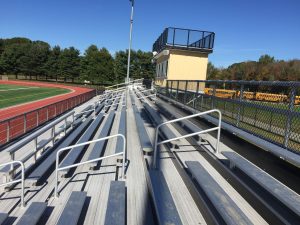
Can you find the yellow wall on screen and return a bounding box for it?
[168,49,208,80]
[154,49,209,89]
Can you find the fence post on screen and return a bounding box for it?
[193,81,200,109]
[183,81,188,104]
[24,114,26,133]
[211,85,216,109]
[176,81,179,100]
[36,110,39,126]
[236,84,244,127]
[166,81,169,97]
[64,118,67,135]
[46,108,49,121]
[6,120,10,143]
[284,86,296,148]
[52,127,55,145]
[34,138,37,162]
[170,81,174,98]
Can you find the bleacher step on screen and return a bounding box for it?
[16,202,47,225]
[0,213,7,225]
[148,169,183,225]
[223,151,300,216]
[56,191,87,225]
[104,181,126,225]
[186,161,252,225]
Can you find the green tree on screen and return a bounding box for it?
[114,49,154,83]
[59,47,80,82]
[45,45,61,80]
[258,54,275,64]
[80,45,114,84]
[114,50,128,83]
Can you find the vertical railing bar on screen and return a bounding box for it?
[236,84,244,127]
[284,86,296,148]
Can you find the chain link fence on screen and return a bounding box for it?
[0,90,96,145]
[157,80,300,154]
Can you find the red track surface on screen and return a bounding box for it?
[0,80,92,120]
[0,80,95,145]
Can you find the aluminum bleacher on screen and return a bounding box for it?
[0,81,300,225]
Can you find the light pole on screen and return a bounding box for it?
[126,0,134,84]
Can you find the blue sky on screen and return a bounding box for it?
[0,0,299,67]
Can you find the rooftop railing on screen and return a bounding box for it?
[153,27,215,53]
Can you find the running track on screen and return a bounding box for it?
[0,80,95,145]
[0,80,93,120]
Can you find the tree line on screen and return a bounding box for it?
[207,55,300,81]
[0,37,155,84]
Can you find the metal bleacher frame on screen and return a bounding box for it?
[55,134,126,197]
[152,109,222,169]
[0,161,25,207]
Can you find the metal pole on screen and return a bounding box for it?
[126,0,134,84]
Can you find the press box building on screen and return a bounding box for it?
[152,27,215,91]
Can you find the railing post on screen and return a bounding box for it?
[284,86,296,148]
[34,138,37,162]
[23,114,26,133]
[193,81,200,109]
[7,120,10,143]
[170,81,174,99]
[183,81,188,104]
[211,85,216,109]
[176,81,179,100]
[46,107,49,121]
[52,126,55,145]
[269,111,273,132]
[236,84,244,127]
[187,29,190,47]
[64,118,67,135]
[166,80,169,97]
[36,110,39,126]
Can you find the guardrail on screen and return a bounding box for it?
[153,109,222,169]
[0,161,25,207]
[153,27,215,53]
[2,111,75,178]
[0,90,95,146]
[55,134,126,197]
[157,79,300,154]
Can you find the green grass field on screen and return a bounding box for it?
[0,84,70,109]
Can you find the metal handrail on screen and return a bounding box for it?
[153,109,222,169]
[104,102,125,112]
[0,161,25,207]
[136,93,157,102]
[105,87,127,94]
[104,94,123,104]
[135,88,157,102]
[186,93,203,105]
[55,134,126,197]
[105,78,144,90]
[134,89,153,94]
[75,102,97,117]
